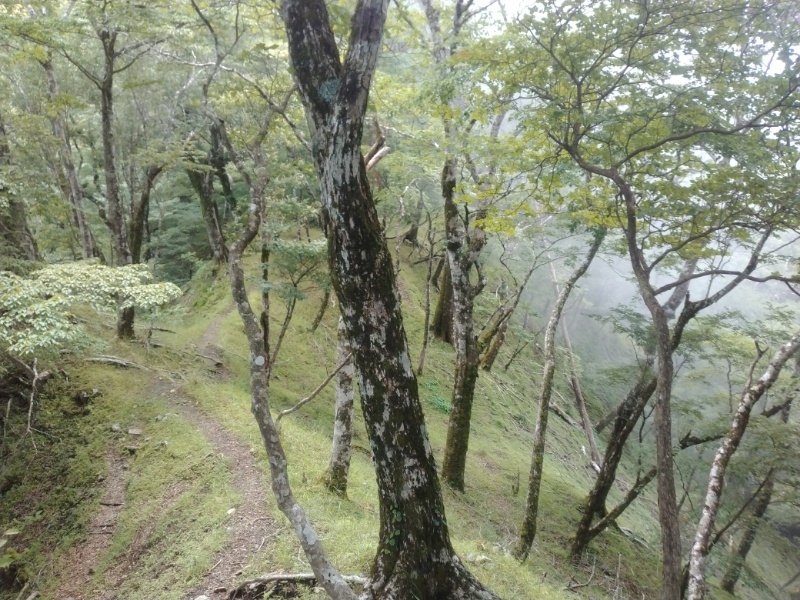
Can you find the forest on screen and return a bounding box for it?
[1,1,799,599]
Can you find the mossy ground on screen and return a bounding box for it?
[1,249,797,599]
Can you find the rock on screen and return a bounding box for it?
[465,553,491,564]
[111,423,122,432]
[159,440,169,447]
[227,508,236,515]
[193,596,210,600]
[127,428,143,436]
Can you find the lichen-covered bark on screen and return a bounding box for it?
[513,230,604,561]
[324,318,355,496]
[686,332,800,600]
[282,2,500,597]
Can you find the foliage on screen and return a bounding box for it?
[0,263,180,359]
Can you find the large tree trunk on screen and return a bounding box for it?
[324,318,356,496]
[440,159,484,491]
[686,332,800,600]
[513,230,604,561]
[282,2,500,597]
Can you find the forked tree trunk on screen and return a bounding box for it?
[513,229,604,561]
[282,2,500,597]
[571,373,656,558]
[687,332,800,600]
[324,318,355,496]
[186,163,228,265]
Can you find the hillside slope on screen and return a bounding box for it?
[1,254,798,600]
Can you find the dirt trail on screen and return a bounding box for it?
[54,302,277,600]
[182,302,277,598]
[52,453,127,600]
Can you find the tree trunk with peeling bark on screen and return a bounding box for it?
[282,2,500,597]
[324,317,356,496]
[686,332,800,600]
[513,229,604,561]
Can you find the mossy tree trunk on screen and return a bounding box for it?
[431,260,454,344]
[440,158,485,491]
[282,2,501,597]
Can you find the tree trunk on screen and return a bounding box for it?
[417,214,436,375]
[561,320,601,465]
[513,230,604,561]
[186,163,228,265]
[282,2,500,597]
[440,159,485,491]
[686,332,800,600]
[41,58,93,260]
[0,112,38,265]
[324,318,355,496]
[718,468,775,594]
[98,29,130,267]
[130,165,163,264]
[431,260,454,344]
[571,373,657,558]
[480,317,507,371]
[721,371,795,594]
[309,288,332,332]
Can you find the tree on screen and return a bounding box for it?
[513,227,605,560]
[282,1,501,597]
[687,333,800,599]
